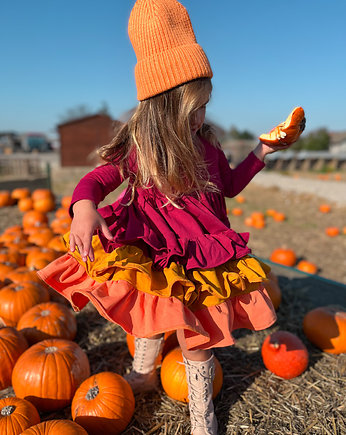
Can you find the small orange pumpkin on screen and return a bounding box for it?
[272,211,286,222]
[325,227,339,237]
[269,248,297,267]
[21,419,88,434]
[0,327,28,389]
[231,207,243,216]
[11,187,31,201]
[303,306,346,354]
[61,195,72,209]
[33,197,56,213]
[160,347,223,403]
[319,204,331,213]
[71,372,135,435]
[235,195,246,203]
[296,260,318,275]
[18,197,34,212]
[22,211,48,229]
[261,331,309,379]
[259,107,306,146]
[0,397,40,434]
[12,338,90,412]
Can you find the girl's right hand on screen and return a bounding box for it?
[69,199,114,262]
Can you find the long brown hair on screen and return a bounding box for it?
[98,78,219,202]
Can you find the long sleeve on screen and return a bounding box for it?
[218,148,265,198]
[70,163,128,215]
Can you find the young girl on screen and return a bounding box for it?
[38,1,305,434]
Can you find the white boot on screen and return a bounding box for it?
[184,354,218,435]
[124,336,164,394]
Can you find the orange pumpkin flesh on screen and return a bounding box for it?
[0,397,40,434]
[20,419,88,434]
[303,306,346,354]
[259,107,306,146]
[261,331,309,379]
[160,347,223,403]
[12,338,90,412]
[71,371,135,435]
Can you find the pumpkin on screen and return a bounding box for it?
[6,267,42,285]
[126,331,179,364]
[259,107,306,146]
[264,271,282,310]
[0,263,17,287]
[17,301,77,345]
[303,306,346,354]
[61,195,72,209]
[11,187,31,201]
[31,189,54,202]
[261,331,309,379]
[18,197,34,212]
[296,260,318,275]
[22,211,48,229]
[0,248,23,267]
[12,338,90,412]
[71,371,135,435]
[231,208,243,216]
[0,327,28,389]
[47,236,67,253]
[160,347,223,403]
[0,282,50,326]
[21,420,88,434]
[325,227,339,237]
[27,228,55,247]
[266,209,277,217]
[50,217,72,235]
[235,195,246,203]
[319,204,331,213]
[25,248,58,269]
[33,197,56,213]
[55,207,70,219]
[272,211,286,222]
[0,397,40,435]
[0,190,15,207]
[269,248,297,267]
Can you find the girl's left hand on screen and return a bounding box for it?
[253,141,291,162]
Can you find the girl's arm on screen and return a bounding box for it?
[68,163,128,262]
[218,141,289,198]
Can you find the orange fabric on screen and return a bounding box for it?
[128,0,213,100]
[62,233,271,311]
[37,254,277,351]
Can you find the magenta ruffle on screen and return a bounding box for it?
[96,187,251,270]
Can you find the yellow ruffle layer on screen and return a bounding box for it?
[63,233,271,311]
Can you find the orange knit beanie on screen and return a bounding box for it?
[128,0,213,101]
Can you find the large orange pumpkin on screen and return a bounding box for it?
[259,107,306,146]
[269,248,297,267]
[0,327,28,389]
[0,397,40,435]
[71,371,135,435]
[0,281,50,326]
[160,347,223,403]
[25,248,58,269]
[6,267,42,284]
[17,301,77,345]
[12,338,90,412]
[261,331,309,379]
[303,306,346,354]
[21,420,88,434]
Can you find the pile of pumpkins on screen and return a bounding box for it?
[0,188,135,434]
[0,187,345,434]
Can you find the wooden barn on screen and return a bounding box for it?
[58,114,122,167]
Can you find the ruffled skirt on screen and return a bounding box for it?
[38,234,276,350]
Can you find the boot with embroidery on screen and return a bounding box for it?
[183,354,218,435]
[124,336,164,394]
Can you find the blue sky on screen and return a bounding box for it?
[1,0,346,139]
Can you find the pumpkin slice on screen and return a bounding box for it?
[259,106,306,146]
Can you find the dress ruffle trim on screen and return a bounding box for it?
[96,192,252,270]
[61,235,271,311]
[37,254,277,351]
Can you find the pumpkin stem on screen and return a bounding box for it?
[45,346,58,353]
[1,405,16,416]
[41,310,51,317]
[86,385,99,401]
[271,342,280,349]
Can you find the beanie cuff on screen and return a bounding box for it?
[135,43,213,101]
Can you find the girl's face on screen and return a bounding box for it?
[190,103,207,137]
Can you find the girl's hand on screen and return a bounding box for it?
[253,141,291,162]
[69,199,113,262]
